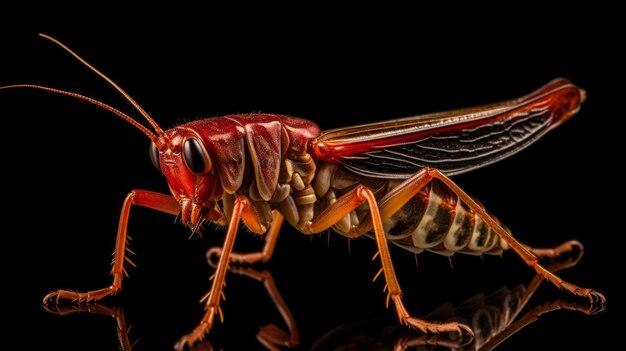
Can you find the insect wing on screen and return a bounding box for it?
[311,79,583,178]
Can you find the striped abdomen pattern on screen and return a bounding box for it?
[381,179,510,256]
[312,164,511,256]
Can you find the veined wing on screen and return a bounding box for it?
[310,78,584,178]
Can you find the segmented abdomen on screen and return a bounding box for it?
[382,179,510,256]
[312,164,511,256]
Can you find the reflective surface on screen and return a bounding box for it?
[19,230,613,350]
[3,23,618,350]
[44,262,600,351]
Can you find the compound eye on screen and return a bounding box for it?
[149,142,161,171]
[183,138,212,174]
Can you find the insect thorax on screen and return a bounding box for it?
[220,149,319,231]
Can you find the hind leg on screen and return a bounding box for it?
[304,185,473,341]
[351,167,603,310]
[422,168,605,311]
[529,240,584,273]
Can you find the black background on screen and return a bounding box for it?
[2,12,621,350]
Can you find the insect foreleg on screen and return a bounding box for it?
[423,168,605,311]
[304,186,473,341]
[175,196,266,351]
[207,211,284,266]
[43,190,180,304]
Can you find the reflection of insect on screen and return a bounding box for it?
[1,34,605,350]
[46,240,592,351]
[313,241,593,351]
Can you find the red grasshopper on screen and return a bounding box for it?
[1,35,605,350]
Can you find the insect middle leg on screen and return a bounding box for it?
[43,189,180,304]
[207,211,284,266]
[304,186,473,338]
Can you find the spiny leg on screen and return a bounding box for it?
[422,168,604,309]
[207,211,284,267]
[174,196,266,351]
[394,281,596,351]
[355,168,603,308]
[500,240,587,325]
[305,186,473,340]
[395,243,591,351]
[43,190,180,304]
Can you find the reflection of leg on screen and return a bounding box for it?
[500,240,588,335]
[233,266,299,349]
[478,298,599,351]
[45,304,135,351]
[305,185,472,339]
[395,334,472,351]
[207,211,284,266]
[44,190,180,304]
[423,168,604,308]
[395,242,593,351]
[175,196,264,351]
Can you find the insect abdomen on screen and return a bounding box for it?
[384,179,510,256]
[312,165,511,256]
